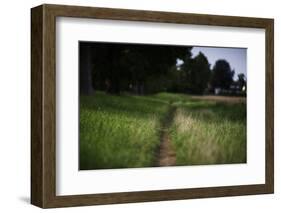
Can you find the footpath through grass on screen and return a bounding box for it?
[170,99,246,165]
[79,92,169,170]
[79,92,246,169]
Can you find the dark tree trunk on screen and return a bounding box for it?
[79,43,94,95]
[109,78,120,94]
[107,47,120,95]
[134,81,144,95]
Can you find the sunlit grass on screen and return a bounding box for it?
[79,91,246,169]
[79,91,169,170]
[170,100,246,165]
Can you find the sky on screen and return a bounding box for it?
[190,46,247,80]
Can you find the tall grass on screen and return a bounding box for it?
[80,91,247,169]
[79,91,169,170]
[170,99,246,165]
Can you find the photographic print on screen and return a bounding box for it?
[79,42,247,170]
[31,4,273,208]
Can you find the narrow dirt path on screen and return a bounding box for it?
[157,106,177,167]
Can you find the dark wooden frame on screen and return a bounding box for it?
[31,4,274,208]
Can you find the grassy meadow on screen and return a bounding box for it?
[79,92,246,170]
[170,100,246,165]
[79,92,169,169]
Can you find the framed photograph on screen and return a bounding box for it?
[31,4,274,208]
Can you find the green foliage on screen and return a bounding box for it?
[80,42,243,96]
[237,73,247,89]
[82,42,192,94]
[143,67,187,94]
[182,52,211,94]
[211,59,235,89]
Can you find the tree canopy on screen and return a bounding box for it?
[181,52,211,94]
[211,59,234,90]
[80,42,244,96]
[80,42,192,94]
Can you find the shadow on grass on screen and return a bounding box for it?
[80,92,169,119]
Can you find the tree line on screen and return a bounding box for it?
[80,42,246,95]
